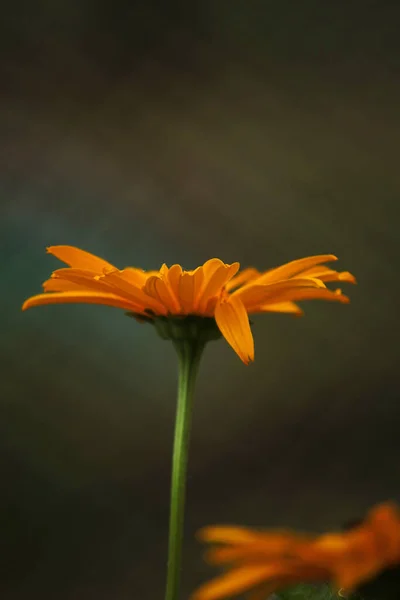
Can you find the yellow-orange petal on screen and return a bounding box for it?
[52,268,153,304]
[254,255,338,285]
[198,527,266,545]
[43,278,86,292]
[234,278,326,309]
[179,270,205,313]
[193,562,331,600]
[294,534,348,565]
[22,291,140,312]
[298,266,357,284]
[304,504,400,576]
[225,268,261,292]
[323,272,357,284]
[214,296,254,364]
[144,274,181,313]
[50,268,111,292]
[254,301,304,316]
[166,264,183,302]
[118,267,150,286]
[205,538,306,566]
[202,258,227,277]
[47,245,115,272]
[333,559,384,591]
[250,287,350,308]
[99,269,168,315]
[369,504,400,562]
[157,264,181,310]
[191,565,275,600]
[197,260,240,313]
[201,529,316,567]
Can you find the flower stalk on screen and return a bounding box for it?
[165,338,205,600]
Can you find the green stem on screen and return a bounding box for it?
[165,339,205,600]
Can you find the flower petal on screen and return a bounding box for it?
[368,503,400,562]
[22,291,139,312]
[298,266,357,284]
[43,278,86,292]
[179,269,205,313]
[254,255,338,285]
[53,268,155,312]
[214,296,254,364]
[166,264,183,302]
[50,268,111,292]
[100,269,168,314]
[201,529,315,567]
[193,503,399,600]
[234,278,326,309]
[205,536,308,566]
[144,274,180,313]
[225,268,260,292]
[157,264,182,310]
[118,267,150,286]
[255,301,303,316]
[47,246,115,271]
[334,559,383,591]
[198,527,266,545]
[197,260,240,313]
[192,562,330,600]
[252,288,350,308]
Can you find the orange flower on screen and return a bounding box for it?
[191,503,400,600]
[22,246,355,363]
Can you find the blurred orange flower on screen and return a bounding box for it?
[191,503,400,600]
[22,246,355,363]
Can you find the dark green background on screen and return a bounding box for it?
[1,1,399,598]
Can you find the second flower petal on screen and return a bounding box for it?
[214,296,254,364]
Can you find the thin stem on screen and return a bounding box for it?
[165,339,205,600]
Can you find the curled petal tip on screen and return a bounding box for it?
[323,254,338,262]
[22,298,34,311]
[346,274,357,284]
[46,245,60,254]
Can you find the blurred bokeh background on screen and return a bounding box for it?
[1,1,400,598]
